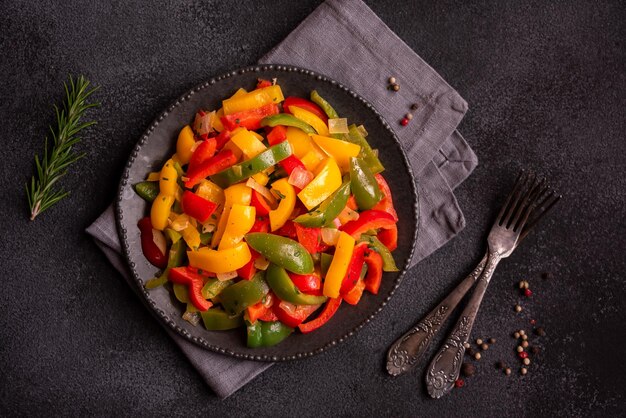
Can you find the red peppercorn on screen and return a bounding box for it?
[519,351,529,359]
[524,288,533,297]
[455,378,465,388]
[400,118,409,126]
[530,319,537,325]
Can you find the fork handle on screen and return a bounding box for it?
[386,252,488,376]
[425,251,502,398]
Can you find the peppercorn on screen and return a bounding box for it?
[461,363,476,377]
[530,346,540,355]
[400,118,409,126]
[535,327,546,337]
[392,84,400,92]
[505,367,512,376]
[519,351,529,359]
[524,288,533,297]
[530,319,537,325]
[455,378,465,388]
[474,352,481,360]
[519,330,526,336]
[518,281,524,289]
[515,304,522,312]
[522,341,529,348]
[405,113,413,120]
[411,103,419,110]
[516,346,524,353]
[520,367,528,375]
[463,342,470,349]
[481,343,489,351]
[523,358,531,366]
[541,272,554,280]
[476,338,483,345]
[522,334,528,341]
[513,332,520,339]
[496,361,505,369]
[388,76,396,84]
[488,338,496,344]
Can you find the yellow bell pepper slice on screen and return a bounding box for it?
[146,172,160,181]
[285,127,312,158]
[211,184,252,247]
[222,85,284,115]
[218,204,256,250]
[311,134,361,173]
[213,89,247,132]
[195,180,225,205]
[323,231,355,298]
[290,106,329,136]
[251,171,269,186]
[300,150,325,172]
[182,224,201,250]
[230,129,267,159]
[159,159,178,196]
[297,158,342,210]
[151,193,175,230]
[175,125,196,165]
[222,139,243,161]
[187,241,252,273]
[269,178,296,231]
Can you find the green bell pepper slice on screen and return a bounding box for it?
[320,252,333,278]
[201,278,232,300]
[134,181,159,203]
[201,308,244,331]
[266,263,328,305]
[293,181,351,227]
[350,157,382,210]
[145,238,186,289]
[345,124,385,174]
[219,272,270,316]
[358,234,399,272]
[310,90,339,119]
[246,320,294,348]
[245,233,314,274]
[260,114,316,134]
[210,141,292,188]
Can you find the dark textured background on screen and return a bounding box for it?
[1,0,624,416]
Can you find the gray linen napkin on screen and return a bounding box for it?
[86,0,477,399]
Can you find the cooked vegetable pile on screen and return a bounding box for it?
[134,78,400,348]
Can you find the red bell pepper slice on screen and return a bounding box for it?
[279,155,306,176]
[246,292,275,323]
[220,103,279,131]
[187,138,216,174]
[237,249,260,280]
[346,195,358,211]
[258,309,279,322]
[251,190,272,216]
[186,266,216,278]
[298,297,342,334]
[294,223,327,255]
[275,220,297,239]
[214,130,231,150]
[378,224,398,251]
[363,249,383,294]
[267,125,287,146]
[289,272,322,295]
[137,217,168,268]
[272,301,321,328]
[181,191,217,223]
[168,267,212,311]
[339,242,368,296]
[250,216,270,233]
[256,78,273,89]
[283,97,328,124]
[340,210,397,240]
[372,174,398,221]
[184,149,237,188]
[343,278,366,305]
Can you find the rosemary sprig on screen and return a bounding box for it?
[26,75,99,221]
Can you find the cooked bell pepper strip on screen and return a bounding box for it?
[269,178,296,231]
[372,174,398,221]
[181,224,201,250]
[272,302,320,328]
[339,242,368,295]
[251,190,272,216]
[266,264,328,305]
[350,157,382,210]
[176,125,197,165]
[320,252,333,277]
[221,103,280,131]
[150,193,175,230]
[219,272,269,315]
[346,124,385,174]
[283,97,328,123]
[293,180,350,227]
[211,183,252,247]
[323,231,356,298]
[294,223,327,255]
[289,272,322,295]
[187,241,252,273]
[250,216,270,233]
[201,308,243,330]
[285,126,317,158]
[290,106,329,136]
[378,224,398,251]
[214,129,231,150]
[311,134,361,173]
[275,220,297,239]
[267,125,288,146]
[260,114,316,134]
[209,141,292,188]
[279,155,306,176]
[297,157,342,210]
[230,128,267,159]
[137,217,168,268]
[168,267,212,311]
[256,78,273,89]
[246,297,270,324]
[246,320,293,348]
[134,181,159,203]
[341,210,396,240]
[218,204,256,250]
[195,180,225,205]
[187,138,217,175]
[184,149,238,188]
[181,191,217,223]
[201,278,232,299]
[346,195,358,211]
[310,90,339,119]
[237,248,260,280]
[245,233,314,274]
[222,85,284,115]
[343,277,366,305]
[298,297,342,334]
[159,159,178,196]
[145,236,186,289]
[358,234,399,272]
[363,248,383,294]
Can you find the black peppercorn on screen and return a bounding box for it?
[461,363,476,377]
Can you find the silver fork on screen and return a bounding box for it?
[386,172,560,379]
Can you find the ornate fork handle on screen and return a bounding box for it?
[386,252,488,376]
[425,251,502,398]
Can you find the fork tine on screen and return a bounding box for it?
[511,178,549,231]
[518,193,561,242]
[502,172,536,227]
[496,170,527,225]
